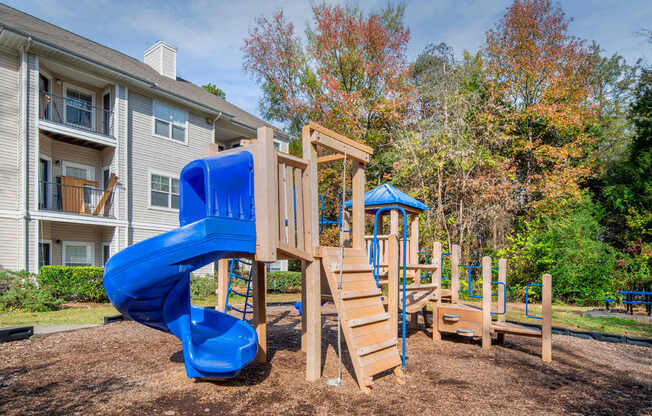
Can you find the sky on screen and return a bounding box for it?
[4,0,651,123]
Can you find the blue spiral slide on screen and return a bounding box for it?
[103,150,258,379]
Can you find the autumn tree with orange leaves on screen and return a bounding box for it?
[484,0,595,210]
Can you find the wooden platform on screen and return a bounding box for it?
[492,321,542,338]
[321,247,403,391]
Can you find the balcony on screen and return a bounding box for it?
[38,175,118,219]
[39,91,116,149]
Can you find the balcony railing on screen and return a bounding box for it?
[39,91,114,138]
[39,179,116,218]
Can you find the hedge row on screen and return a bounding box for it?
[38,266,107,302]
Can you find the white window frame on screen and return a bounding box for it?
[62,160,96,181]
[151,99,189,145]
[62,241,94,267]
[38,153,53,210]
[38,239,52,268]
[148,169,180,212]
[63,83,97,130]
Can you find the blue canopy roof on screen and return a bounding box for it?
[345,184,428,212]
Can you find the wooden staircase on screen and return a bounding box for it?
[320,247,403,392]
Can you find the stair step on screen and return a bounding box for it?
[399,283,438,291]
[348,313,390,328]
[357,338,397,356]
[331,264,373,273]
[341,288,382,300]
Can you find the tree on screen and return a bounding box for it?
[242,3,411,148]
[586,43,639,165]
[396,44,515,258]
[242,3,412,243]
[602,68,652,249]
[484,0,595,210]
[202,83,226,100]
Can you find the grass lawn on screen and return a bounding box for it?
[0,293,300,327]
[2,292,649,338]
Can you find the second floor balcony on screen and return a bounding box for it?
[39,90,116,148]
[38,175,118,219]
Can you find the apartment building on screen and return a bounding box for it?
[0,4,289,274]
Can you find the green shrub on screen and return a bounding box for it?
[190,274,217,298]
[38,266,107,303]
[500,197,619,305]
[0,271,62,312]
[267,271,301,293]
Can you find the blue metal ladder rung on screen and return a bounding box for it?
[229,288,251,298]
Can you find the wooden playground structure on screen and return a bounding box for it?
[213,122,552,392]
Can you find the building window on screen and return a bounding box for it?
[151,173,180,209]
[63,242,93,267]
[153,100,188,143]
[38,242,51,269]
[65,87,94,129]
[103,244,111,265]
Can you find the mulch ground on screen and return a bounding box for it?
[1,305,651,416]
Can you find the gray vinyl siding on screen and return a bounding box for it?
[128,91,214,275]
[0,218,19,270]
[0,49,20,212]
[128,91,214,227]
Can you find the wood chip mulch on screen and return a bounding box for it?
[1,305,650,416]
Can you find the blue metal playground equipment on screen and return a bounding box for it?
[458,263,506,316]
[225,258,255,322]
[370,205,409,368]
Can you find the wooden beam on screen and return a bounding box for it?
[352,160,366,249]
[253,261,267,363]
[278,152,308,169]
[317,154,345,164]
[432,241,442,342]
[311,131,370,163]
[451,244,460,304]
[482,256,492,350]
[302,125,321,382]
[542,273,552,362]
[254,127,278,262]
[388,233,399,338]
[497,258,507,344]
[216,258,229,312]
[92,173,117,216]
[277,242,312,262]
[307,121,374,155]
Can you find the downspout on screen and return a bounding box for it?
[20,36,32,271]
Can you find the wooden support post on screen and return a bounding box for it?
[451,244,461,304]
[301,261,307,353]
[542,273,552,362]
[409,214,420,328]
[497,258,507,344]
[352,160,366,249]
[253,261,267,363]
[410,215,419,273]
[254,127,278,262]
[388,233,399,338]
[482,256,492,350]
[432,241,442,341]
[216,258,229,312]
[303,125,321,382]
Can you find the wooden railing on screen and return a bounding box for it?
[276,152,312,261]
